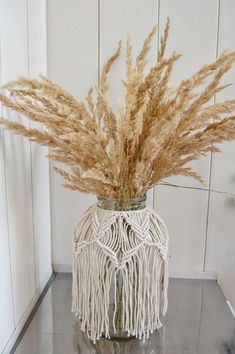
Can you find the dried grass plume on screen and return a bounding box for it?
[1,19,235,199]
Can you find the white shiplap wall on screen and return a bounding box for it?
[205,0,235,310]
[47,0,97,268]
[47,0,235,309]
[0,1,52,353]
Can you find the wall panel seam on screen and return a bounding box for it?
[46,0,54,266]
[26,0,38,291]
[98,0,100,86]
[203,0,221,271]
[157,0,160,53]
[0,13,16,328]
[44,0,53,267]
[153,0,161,210]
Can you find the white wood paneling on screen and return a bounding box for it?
[205,0,235,309]
[159,0,219,188]
[210,0,235,193]
[0,0,50,351]
[100,0,158,115]
[27,0,47,76]
[1,0,36,325]
[47,0,98,266]
[0,38,15,353]
[205,193,235,308]
[155,186,208,272]
[47,0,98,98]
[28,0,51,289]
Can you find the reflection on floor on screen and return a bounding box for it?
[14,274,235,354]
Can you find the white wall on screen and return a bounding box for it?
[0,1,52,353]
[205,0,235,311]
[47,0,235,308]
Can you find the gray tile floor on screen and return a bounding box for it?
[14,274,235,354]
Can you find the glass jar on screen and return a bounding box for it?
[97,195,147,211]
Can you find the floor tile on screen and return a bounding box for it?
[14,274,235,354]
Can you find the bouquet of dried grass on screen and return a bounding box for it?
[1,18,235,199]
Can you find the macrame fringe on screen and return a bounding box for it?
[72,205,169,343]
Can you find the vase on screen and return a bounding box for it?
[72,195,169,343]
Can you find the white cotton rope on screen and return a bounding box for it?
[72,205,169,343]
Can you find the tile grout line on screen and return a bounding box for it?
[203,0,221,272]
[196,285,204,354]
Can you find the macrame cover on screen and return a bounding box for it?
[72,205,169,343]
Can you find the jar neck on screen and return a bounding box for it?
[97,195,147,211]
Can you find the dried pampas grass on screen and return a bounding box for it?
[1,19,235,199]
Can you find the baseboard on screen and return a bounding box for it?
[169,271,218,280]
[226,300,235,318]
[53,264,218,280]
[53,264,72,273]
[2,266,53,354]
